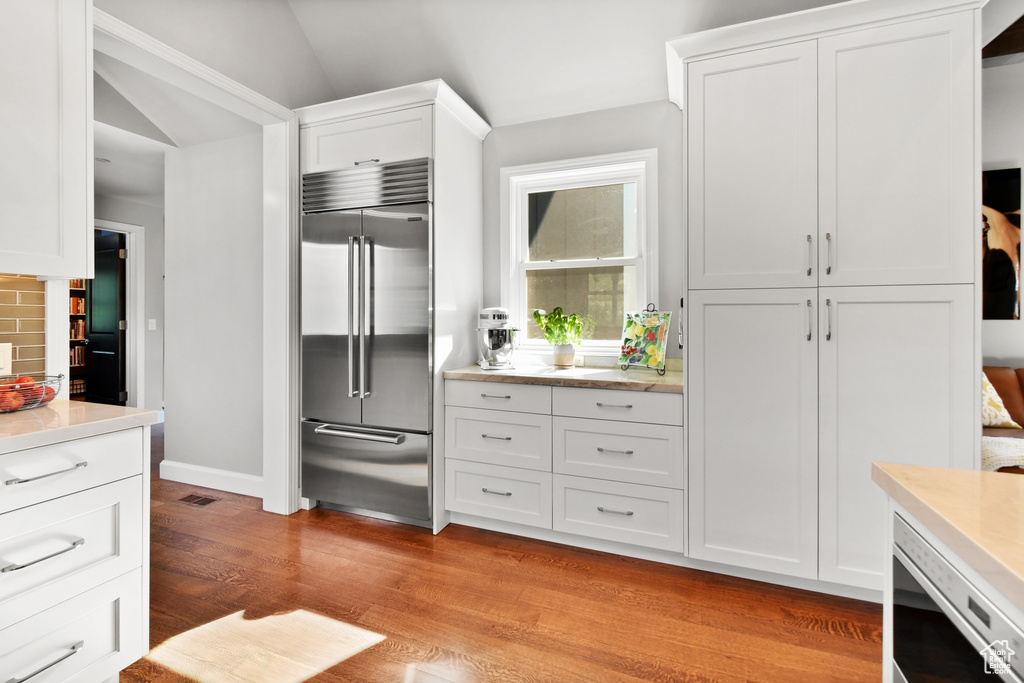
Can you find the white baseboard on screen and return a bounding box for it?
[159,459,264,499]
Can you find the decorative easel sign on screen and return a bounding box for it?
[618,304,671,375]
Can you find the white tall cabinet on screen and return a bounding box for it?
[670,0,981,591]
[0,0,93,279]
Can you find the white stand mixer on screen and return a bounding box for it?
[476,307,517,370]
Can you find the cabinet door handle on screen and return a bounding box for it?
[826,298,833,341]
[4,461,88,486]
[5,640,84,683]
[825,232,832,275]
[354,158,380,165]
[596,402,633,409]
[806,234,813,276]
[1,538,85,573]
[480,393,511,400]
[597,506,634,516]
[677,307,684,350]
[806,299,813,341]
[597,447,634,455]
[482,488,512,496]
[481,434,511,441]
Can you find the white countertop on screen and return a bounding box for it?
[0,400,161,455]
[873,462,1024,613]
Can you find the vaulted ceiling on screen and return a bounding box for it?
[282,0,848,127]
[93,0,1024,206]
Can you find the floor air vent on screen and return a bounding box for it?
[179,494,218,506]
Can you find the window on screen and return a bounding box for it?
[500,150,658,355]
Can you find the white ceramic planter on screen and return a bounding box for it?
[552,344,575,368]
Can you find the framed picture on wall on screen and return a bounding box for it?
[983,168,1021,320]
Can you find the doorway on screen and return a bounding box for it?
[84,230,127,404]
[69,221,147,407]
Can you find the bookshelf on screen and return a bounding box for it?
[69,278,86,399]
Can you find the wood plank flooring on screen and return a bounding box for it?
[124,427,881,682]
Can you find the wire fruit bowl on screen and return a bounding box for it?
[0,374,63,413]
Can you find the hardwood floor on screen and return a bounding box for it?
[124,427,881,682]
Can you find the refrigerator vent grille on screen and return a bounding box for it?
[302,158,431,213]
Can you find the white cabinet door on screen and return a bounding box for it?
[818,13,974,287]
[818,285,974,589]
[301,105,433,174]
[0,0,92,278]
[687,289,818,578]
[687,42,817,290]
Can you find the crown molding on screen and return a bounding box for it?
[295,79,491,141]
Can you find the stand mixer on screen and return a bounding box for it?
[477,307,517,370]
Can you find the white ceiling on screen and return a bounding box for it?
[285,0,846,127]
[93,122,170,207]
[95,0,1022,206]
[93,0,850,205]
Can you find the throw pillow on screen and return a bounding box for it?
[982,436,1024,471]
[983,372,1022,428]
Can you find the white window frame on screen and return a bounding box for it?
[499,149,658,356]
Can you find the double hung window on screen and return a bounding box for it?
[500,150,658,355]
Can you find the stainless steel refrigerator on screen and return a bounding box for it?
[300,159,433,526]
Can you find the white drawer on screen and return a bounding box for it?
[552,474,684,552]
[553,417,684,488]
[0,568,143,683]
[444,380,552,414]
[445,406,551,471]
[552,387,682,426]
[0,428,144,514]
[301,105,433,173]
[446,459,552,528]
[0,477,143,630]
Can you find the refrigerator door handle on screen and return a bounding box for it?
[360,236,373,398]
[347,236,357,398]
[313,424,406,445]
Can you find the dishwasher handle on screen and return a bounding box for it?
[313,424,405,445]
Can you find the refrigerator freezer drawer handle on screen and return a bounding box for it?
[313,425,406,445]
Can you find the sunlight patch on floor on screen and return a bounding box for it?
[147,609,385,682]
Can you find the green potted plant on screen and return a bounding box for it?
[533,307,583,368]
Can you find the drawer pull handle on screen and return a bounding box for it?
[597,447,634,455]
[4,461,88,486]
[597,506,634,516]
[596,402,633,409]
[5,640,84,683]
[481,434,512,441]
[1,538,85,573]
[480,393,512,400]
[482,488,512,497]
[354,158,380,165]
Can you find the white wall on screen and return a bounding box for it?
[982,61,1024,365]
[94,194,165,410]
[482,100,685,358]
[164,133,264,482]
[94,0,336,109]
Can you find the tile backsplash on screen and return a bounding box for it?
[0,274,45,377]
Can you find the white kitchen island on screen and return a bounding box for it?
[874,463,1024,682]
[0,400,158,682]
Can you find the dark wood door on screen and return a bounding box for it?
[85,231,127,405]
